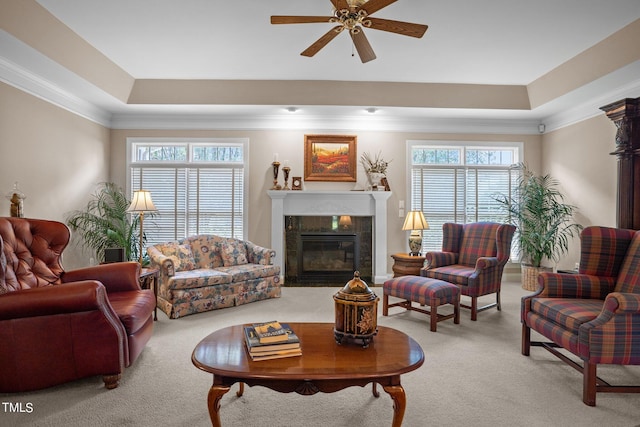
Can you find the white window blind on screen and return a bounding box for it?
[128,138,247,246]
[407,141,521,258]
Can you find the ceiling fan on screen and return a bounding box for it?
[271,0,428,63]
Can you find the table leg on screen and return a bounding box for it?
[151,275,158,321]
[382,384,406,427]
[236,382,245,397]
[372,382,380,397]
[207,384,230,427]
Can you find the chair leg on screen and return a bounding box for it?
[583,362,597,406]
[470,297,478,321]
[430,299,437,332]
[382,293,389,316]
[496,290,501,311]
[103,374,121,389]
[453,295,460,325]
[521,324,531,356]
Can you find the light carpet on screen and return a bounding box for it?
[2,282,640,427]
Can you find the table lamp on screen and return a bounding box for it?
[402,211,429,256]
[127,190,158,265]
[339,215,352,229]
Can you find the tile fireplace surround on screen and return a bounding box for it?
[268,190,392,284]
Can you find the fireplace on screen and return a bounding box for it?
[297,233,359,282]
[284,215,372,284]
[268,190,392,284]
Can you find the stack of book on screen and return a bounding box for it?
[244,321,301,361]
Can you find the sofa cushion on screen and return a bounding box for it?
[188,235,224,269]
[107,290,156,334]
[530,297,603,335]
[217,264,281,282]
[167,269,232,290]
[221,240,248,266]
[423,265,474,286]
[162,243,196,272]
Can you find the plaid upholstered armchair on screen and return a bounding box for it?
[421,222,515,321]
[522,226,640,406]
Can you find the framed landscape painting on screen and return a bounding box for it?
[304,135,357,182]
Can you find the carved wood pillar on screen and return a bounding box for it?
[601,97,640,230]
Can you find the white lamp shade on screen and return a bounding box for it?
[402,211,429,231]
[127,190,158,212]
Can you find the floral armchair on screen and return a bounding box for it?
[522,226,640,405]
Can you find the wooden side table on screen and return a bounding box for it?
[139,267,159,321]
[391,253,426,277]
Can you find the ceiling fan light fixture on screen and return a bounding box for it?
[272,0,428,63]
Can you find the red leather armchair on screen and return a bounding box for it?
[0,217,155,392]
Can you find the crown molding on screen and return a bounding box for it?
[0,56,112,127]
[542,76,640,133]
[109,112,541,134]
[2,50,639,135]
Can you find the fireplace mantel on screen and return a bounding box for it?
[268,190,392,284]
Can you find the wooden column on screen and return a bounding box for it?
[601,97,640,230]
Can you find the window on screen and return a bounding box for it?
[407,141,521,257]
[128,138,248,245]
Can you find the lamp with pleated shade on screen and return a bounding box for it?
[402,211,429,256]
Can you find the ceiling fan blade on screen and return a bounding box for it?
[350,29,376,63]
[360,0,398,15]
[301,26,343,57]
[271,16,333,24]
[367,17,428,38]
[334,0,350,10]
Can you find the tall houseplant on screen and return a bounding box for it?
[66,182,141,263]
[494,163,583,290]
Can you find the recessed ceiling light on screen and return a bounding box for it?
[286,107,298,113]
[366,107,377,114]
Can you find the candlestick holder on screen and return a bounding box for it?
[282,166,291,190]
[271,161,282,190]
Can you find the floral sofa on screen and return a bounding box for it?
[147,235,281,319]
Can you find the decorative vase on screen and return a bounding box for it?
[333,271,379,348]
[367,172,385,189]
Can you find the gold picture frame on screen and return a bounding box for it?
[304,135,357,182]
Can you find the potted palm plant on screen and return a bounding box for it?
[494,163,583,290]
[66,182,142,264]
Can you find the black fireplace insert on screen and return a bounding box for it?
[297,233,360,282]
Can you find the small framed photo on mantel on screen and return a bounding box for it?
[291,177,303,190]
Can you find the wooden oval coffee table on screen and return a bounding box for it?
[192,322,424,427]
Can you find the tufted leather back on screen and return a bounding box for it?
[0,217,70,293]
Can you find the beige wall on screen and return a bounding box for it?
[0,82,111,270]
[111,129,543,274]
[542,114,618,270]
[2,82,622,275]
